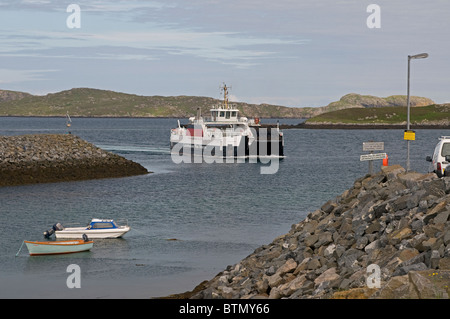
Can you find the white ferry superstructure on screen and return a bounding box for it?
[170,84,284,159]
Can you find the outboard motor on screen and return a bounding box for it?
[43,228,54,239]
[53,223,64,231]
[43,223,64,238]
[82,234,89,242]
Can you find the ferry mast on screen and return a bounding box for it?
[220,83,231,109]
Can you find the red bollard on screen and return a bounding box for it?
[383,154,389,166]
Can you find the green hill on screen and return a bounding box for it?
[0,88,306,118]
[303,93,434,117]
[0,88,435,119]
[305,103,450,125]
[0,89,32,103]
[326,93,433,110]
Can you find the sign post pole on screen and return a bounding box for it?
[405,52,428,171]
[362,142,385,175]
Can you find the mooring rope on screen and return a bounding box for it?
[15,240,25,257]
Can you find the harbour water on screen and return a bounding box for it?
[0,117,447,298]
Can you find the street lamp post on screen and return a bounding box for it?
[406,52,428,172]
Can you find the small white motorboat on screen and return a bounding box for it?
[46,219,131,239]
[24,237,93,256]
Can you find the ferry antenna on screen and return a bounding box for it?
[219,83,232,109]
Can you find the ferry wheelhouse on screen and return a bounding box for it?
[170,84,284,159]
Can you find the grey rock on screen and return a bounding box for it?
[391,195,409,211]
[321,200,337,214]
[423,179,446,197]
[444,230,450,246]
[338,248,364,270]
[411,219,424,232]
[434,211,450,224]
[430,250,441,269]
[365,220,381,234]
[304,234,319,247]
[372,203,388,218]
[394,262,428,276]
[323,244,336,258]
[307,257,322,270]
[314,231,333,248]
[364,239,380,254]
[355,236,369,250]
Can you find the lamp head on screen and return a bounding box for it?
[409,53,429,59]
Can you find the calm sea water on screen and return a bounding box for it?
[0,117,448,298]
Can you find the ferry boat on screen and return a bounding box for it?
[170,84,284,159]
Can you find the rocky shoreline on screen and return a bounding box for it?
[0,134,149,187]
[172,165,450,299]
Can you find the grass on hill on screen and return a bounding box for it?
[0,88,305,118]
[306,104,450,125]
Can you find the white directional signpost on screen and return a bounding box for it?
[360,153,387,161]
[361,142,385,174]
[363,142,384,152]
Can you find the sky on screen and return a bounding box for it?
[0,0,449,107]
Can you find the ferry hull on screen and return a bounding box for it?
[171,133,284,158]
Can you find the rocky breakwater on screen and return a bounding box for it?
[0,134,148,187]
[188,165,450,299]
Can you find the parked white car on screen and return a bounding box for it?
[426,136,450,177]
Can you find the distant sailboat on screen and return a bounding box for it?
[66,111,72,134]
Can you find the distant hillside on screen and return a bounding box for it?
[0,88,305,118]
[0,88,435,119]
[327,93,433,109]
[302,93,434,118]
[305,103,450,126]
[0,89,32,103]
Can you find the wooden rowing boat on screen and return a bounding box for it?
[24,239,94,256]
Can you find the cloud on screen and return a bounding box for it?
[0,0,308,66]
[21,0,51,4]
[0,0,171,14]
[0,68,57,84]
[0,24,305,67]
[81,1,169,12]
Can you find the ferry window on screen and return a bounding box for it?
[231,111,237,117]
[220,111,225,117]
[226,111,230,119]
